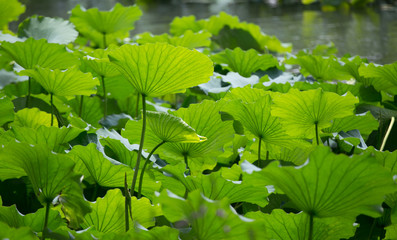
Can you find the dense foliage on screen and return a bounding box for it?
[1,0,397,239]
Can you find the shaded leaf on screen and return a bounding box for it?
[323,111,378,137]
[0,221,36,240]
[18,16,78,44]
[108,43,213,97]
[136,30,211,49]
[0,96,14,126]
[0,0,25,31]
[359,62,397,95]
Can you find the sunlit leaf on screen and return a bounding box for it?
[246,210,356,240]
[0,38,78,70]
[0,97,14,126]
[108,43,213,97]
[12,108,57,129]
[271,88,358,140]
[22,66,99,97]
[70,4,142,48]
[18,16,78,44]
[82,189,161,233]
[0,221,36,240]
[0,0,25,31]
[156,189,267,240]
[359,62,397,95]
[258,146,396,218]
[211,48,280,77]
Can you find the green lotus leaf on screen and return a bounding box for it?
[0,204,65,233]
[161,166,268,206]
[322,112,378,138]
[370,147,397,175]
[82,189,161,233]
[0,38,78,70]
[211,48,280,77]
[70,4,142,48]
[18,16,78,44]
[69,96,103,128]
[0,142,90,227]
[156,189,267,240]
[386,224,397,239]
[223,85,280,103]
[11,126,83,152]
[108,43,213,97]
[0,0,25,31]
[146,111,206,143]
[136,30,212,49]
[271,88,358,140]
[246,210,356,240]
[12,107,57,129]
[81,48,121,78]
[99,137,138,168]
[286,55,351,81]
[0,222,36,240]
[359,62,397,95]
[0,97,14,126]
[22,66,99,97]
[293,81,360,97]
[259,146,396,218]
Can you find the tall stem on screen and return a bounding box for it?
[124,173,131,232]
[26,77,31,107]
[79,95,84,117]
[50,93,54,127]
[380,117,395,151]
[184,154,188,170]
[138,140,166,198]
[257,137,262,167]
[131,94,146,196]
[103,33,107,48]
[101,75,107,117]
[308,213,314,240]
[41,202,51,240]
[314,122,319,146]
[266,150,269,161]
[135,93,140,119]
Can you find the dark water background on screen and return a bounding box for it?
[14,0,397,64]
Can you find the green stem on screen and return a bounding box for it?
[79,95,84,117]
[367,218,376,240]
[41,201,51,240]
[135,93,140,119]
[380,117,395,151]
[315,122,319,146]
[91,183,98,201]
[308,213,314,240]
[266,150,269,161]
[131,94,147,196]
[26,77,31,107]
[101,75,107,117]
[138,140,166,199]
[124,173,131,232]
[50,93,54,127]
[257,137,262,168]
[184,153,188,170]
[103,33,107,48]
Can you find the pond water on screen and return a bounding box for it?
[17,0,397,64]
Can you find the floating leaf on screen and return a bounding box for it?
[82,189,161,233]
[136,30,211,49]
[271,88,358,140]
[22,66,99,97]
[0,0,25,31]
[359,62,397,95]
[0,38,78,70]
[156,189,267,240]
[246,210,356,240]
[18,16,78,44]
[211,48,281,77]
[70,4,142,48]
[12,108,57,129]
[259,146,396,218]
[108,43,213,97]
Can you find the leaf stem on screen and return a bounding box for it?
[79,95,84,117]
[131,94,146,196]
[380,117,395,151]
[138,140,166,199]
[257,137,262,168]
[314,122,319,146]
[41,201,51,240]
[367,217,376,240]
[103,32,107,48]
[50,93,54,127]
[184,153,189,170]
[135,93,140,119]
[308,213,314,240]
[124,173,131,232]
[101,75,107,117]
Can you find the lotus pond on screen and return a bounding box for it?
[1,0,397,239]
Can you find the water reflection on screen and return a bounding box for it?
[18,0,397,64]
